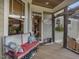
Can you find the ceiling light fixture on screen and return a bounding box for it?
[45,2,49,5]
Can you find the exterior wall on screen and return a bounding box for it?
[0,0,4,59]
[4,0,9,36]
[4,0,29,35]
[4,0,29,36]
[2,0,30,58]
[2,0,44,47]
[0,0,4,36]
[31,5,53,42]
[24,0,29,33]
[3,1,53,38]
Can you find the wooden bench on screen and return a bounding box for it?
[6,41,39,59]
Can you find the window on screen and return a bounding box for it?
[8,18,24,35]
[9,0,25,16]
[8,0,25,35]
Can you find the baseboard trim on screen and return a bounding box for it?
[66,47,79,54]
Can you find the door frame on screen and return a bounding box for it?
[32,12,42,42]
[52,7,68,48]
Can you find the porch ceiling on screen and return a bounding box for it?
[32,0,64,9]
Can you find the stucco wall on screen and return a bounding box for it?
[0,0,4,59]
[0,0,4,36]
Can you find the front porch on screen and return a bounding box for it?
[32,43,79,59]
[0,0,79,59]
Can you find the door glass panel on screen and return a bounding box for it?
[43,13,52,43]
[54,9,64,45]
[55,16,64,45]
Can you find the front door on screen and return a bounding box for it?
[32,15,41,41]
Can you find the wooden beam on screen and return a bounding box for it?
[52,14,55,42]
[55,11,75,17]
[63,7,68,48]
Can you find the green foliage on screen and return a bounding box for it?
[55,26,64,32]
